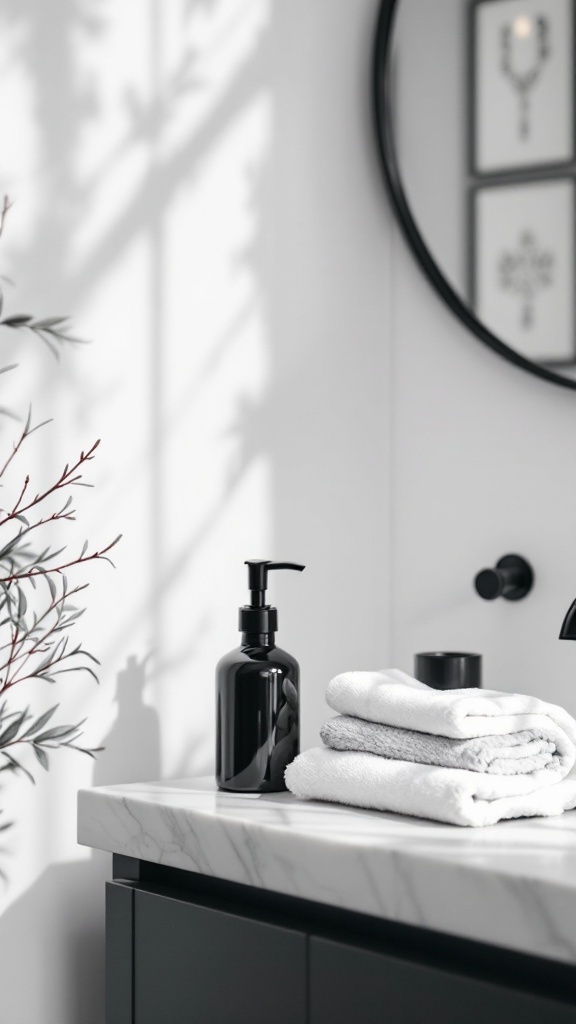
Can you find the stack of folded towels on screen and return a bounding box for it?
[284,669,576,827]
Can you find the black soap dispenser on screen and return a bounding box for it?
[216,559,305,793]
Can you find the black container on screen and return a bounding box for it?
[414,651,481,690]
[216,560,304,793]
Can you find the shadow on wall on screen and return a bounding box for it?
[0,655,161,1024]
[93,654,161,788]
[1,0,389,751]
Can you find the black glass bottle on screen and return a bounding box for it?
[216,560,304,793]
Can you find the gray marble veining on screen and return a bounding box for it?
[77,777,576,963]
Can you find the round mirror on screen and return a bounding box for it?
[374,0,576,390]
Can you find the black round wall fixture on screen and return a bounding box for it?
[474,555,534,601]
[372,0,576,392]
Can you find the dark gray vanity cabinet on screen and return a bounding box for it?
[107,879,306,1024]
[135,889,306,1024]
[106,859,576,1024]
[309,937,576,1024]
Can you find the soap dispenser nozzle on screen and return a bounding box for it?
[245,559,305,607]
[240,559,305,635]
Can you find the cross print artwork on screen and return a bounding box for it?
[474,179,574,363]
[498,230,554,329]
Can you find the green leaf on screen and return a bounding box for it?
[34,653,53,674]
[34,724,80,742]
[59,338,85,349]
[53,665,100,684]
[0,713,25,746]
[26,417,52,437]
[38,335,59,358]
[65,609,85,624]
[33,745,49,771]
[20,704,59,739]
[65,744,104,758]
[43,545,66,564]
[0,536,23,561]
[2,315,32,326]
[33,317,68,329]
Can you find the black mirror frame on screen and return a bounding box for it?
[373,0,576,391]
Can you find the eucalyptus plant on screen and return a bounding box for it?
[0,196,119,829]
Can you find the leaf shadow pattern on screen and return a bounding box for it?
[0,1,310,1022]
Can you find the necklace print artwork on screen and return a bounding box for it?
[500,16,550,139]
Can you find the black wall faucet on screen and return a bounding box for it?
[474,554,533,601]
[559,599,576,640]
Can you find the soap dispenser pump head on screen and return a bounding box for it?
[240,559,305,635]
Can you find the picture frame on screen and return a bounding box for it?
[471,177,575,364]
[471,0,575,173]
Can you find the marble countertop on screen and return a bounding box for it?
[77,777,576,964]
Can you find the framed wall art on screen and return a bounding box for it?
[472,177,575,363]
[472,0,574,173]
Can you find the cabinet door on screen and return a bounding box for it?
[309,936,576,1024]
[134,889,306,1024]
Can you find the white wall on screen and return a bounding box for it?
[390,227,576,712]
[0,2,390,1022]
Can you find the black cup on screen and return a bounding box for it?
[414,652,482,690]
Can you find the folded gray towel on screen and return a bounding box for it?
[320,715,561,775]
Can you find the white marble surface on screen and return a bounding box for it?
[77,777,576,964]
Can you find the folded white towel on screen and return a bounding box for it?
[326,669,576,752]
[320,715,567,777]
[285,747,576,827]
[286,670,576,826]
